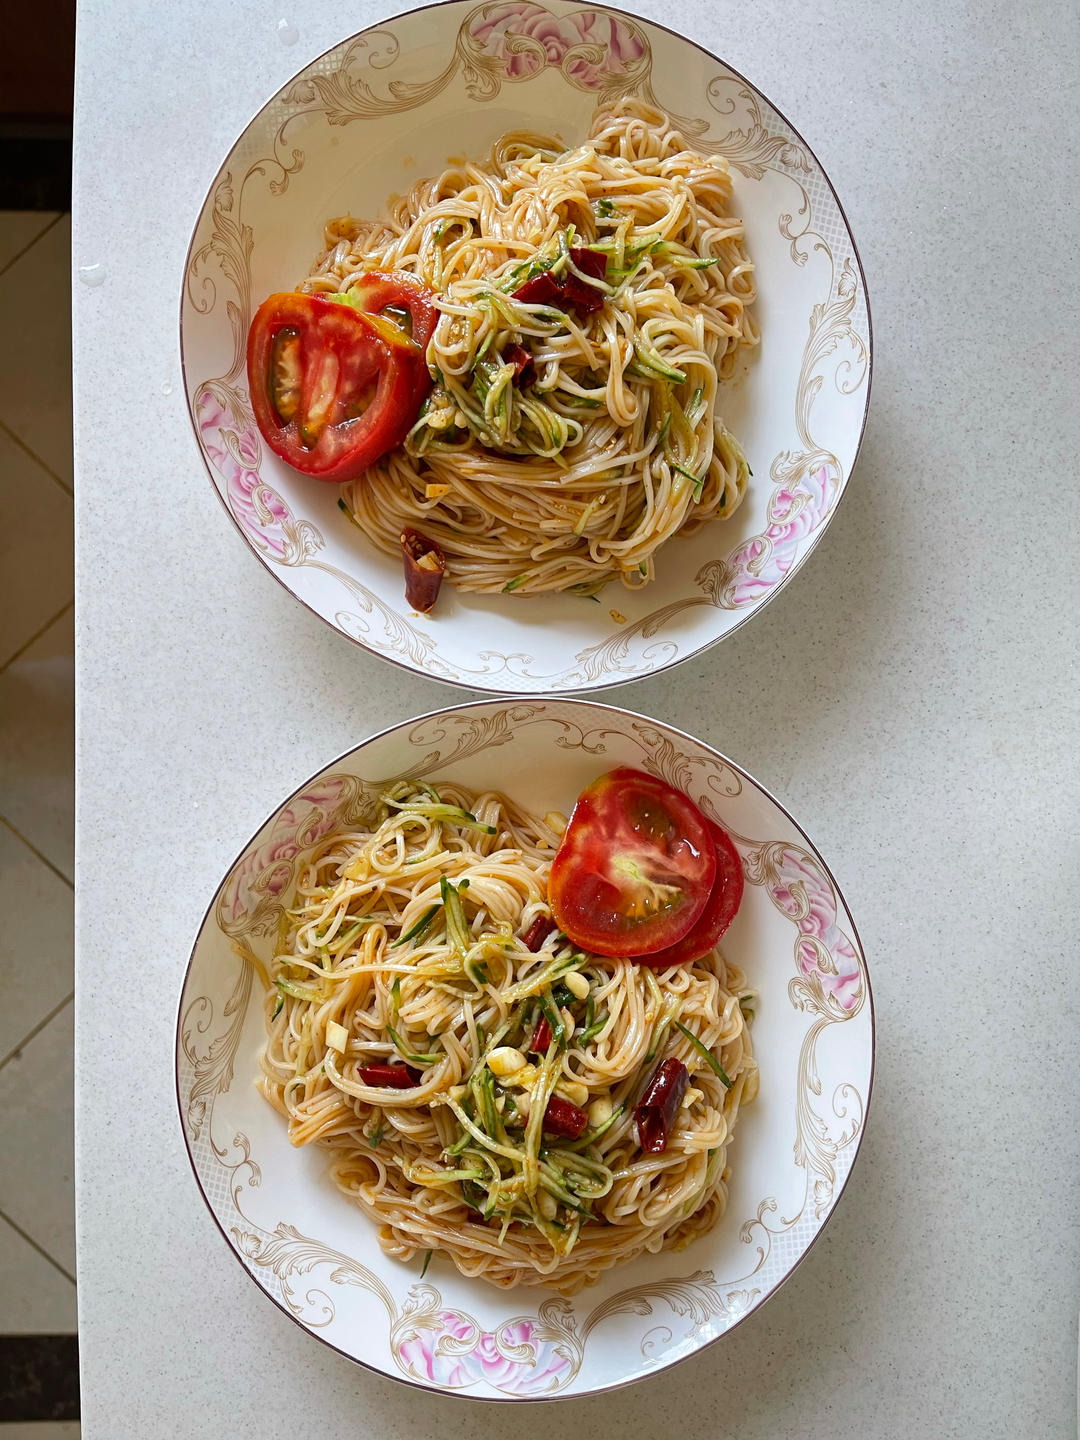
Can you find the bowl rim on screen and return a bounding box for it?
[177,0,874,697]
[174,693,877,1398]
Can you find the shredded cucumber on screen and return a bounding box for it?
[391,904,441,949]
[274,977,323,1001]
[634,340,686,384]
[440,876,472,956]
[386,1025,442,1067]
[673,1019,733,1089]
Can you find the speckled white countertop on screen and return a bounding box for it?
[73,0,1079,1434]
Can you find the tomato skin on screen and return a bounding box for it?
[246,292,428,483]
[548,768,717,957]
[635,823,744,968]
[339,271,438,352]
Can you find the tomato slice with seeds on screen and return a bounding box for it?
[269,328,302,421]
[548,769,716,957]
[335,271,438,352]
[635,822,744,968]
[246,292,429,483]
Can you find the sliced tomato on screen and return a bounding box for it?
[548,768,716,957]
[333,272,438,352]
[635,822,744,968]
[246,292,430,483]
[269,328,302,421]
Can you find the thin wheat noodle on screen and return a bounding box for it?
[253,779,756,1293]
[300,100,755,598]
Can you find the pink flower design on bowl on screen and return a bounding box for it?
[771,848,861,1010]
[724,465,834,607]
[468,2,644,85]
[560,10,647,87]
[196,384,291,560]
[397,1312,573,1395]
[220,779,353,929]
[512,7,569,69]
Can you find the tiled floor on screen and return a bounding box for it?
[0,1429,79,1440]
[0,211,78,1437]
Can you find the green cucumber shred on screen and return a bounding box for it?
[673,1019,733,1089]
[392,904,441,948]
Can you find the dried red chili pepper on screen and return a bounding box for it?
[504,342,535,387]
[511,248,608,315]
[569,247,608,282]
[512,270,564,307]
[522,915,556,952]
[400,527,446,612]
[542,1093,589,1138]
[529,1015,553,1056]
[563,247,609,313]
[634,1057,689,1154]
[357,1063,420,1088]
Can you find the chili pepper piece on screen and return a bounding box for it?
[569,247,608,283]
[522,915,556,952]
[563,248,608,313]
[504,342,535,387]
[512,270,565,307]
[542,1093,589,1138]
[357,1063,421,1088]
[401,527,446,612]
[529,1014,553,1056]
[634,1057,689,1154]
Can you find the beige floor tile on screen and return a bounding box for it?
[0,426,73,667]
[0,610,74,880]
[0,214,72,485]
[0,1427,81,1438]
[0,1214,77,1331]
[0,826,72,1062]
[0,1001,74,1273]
[0,212,60,274]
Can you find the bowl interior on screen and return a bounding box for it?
[181,0,871,693]
[177,699,873,1397]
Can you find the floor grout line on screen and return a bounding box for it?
[0,210,64,281]
[0,990,74,1078]
[0,597,73,674]
[0,413,74,499]
[0,1207,77,1289]
[0,816,73,892]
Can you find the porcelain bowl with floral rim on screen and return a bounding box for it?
[176,697,874,1398]
[181,0,871,695]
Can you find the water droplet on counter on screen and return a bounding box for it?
[161,381,173,396]
[277,18,298,44]
[78,262,106,287]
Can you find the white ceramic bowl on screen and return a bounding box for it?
[180,0,871,694]
[176,698,874,1397]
